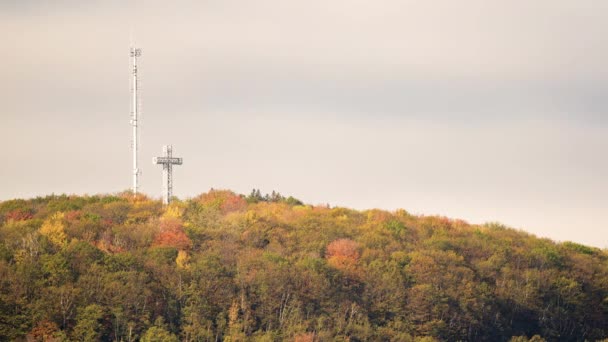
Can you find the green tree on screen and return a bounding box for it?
[72,304,104,342]
[141,318,179,342]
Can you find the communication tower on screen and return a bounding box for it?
[130,47,142,194]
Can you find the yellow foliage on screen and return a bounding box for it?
[163,203,185,219]
[13,249,28,264]
[39,212,67,247]
[176,250,190,269]
[245,210,258,224]
[292,205,311,212]
[228,300,239,327]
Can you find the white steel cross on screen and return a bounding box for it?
[153,145,183,204]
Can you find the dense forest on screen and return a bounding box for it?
[0,190,607,341]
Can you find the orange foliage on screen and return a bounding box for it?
[64,210,82,222]
[101,218,114,228]
[220,194,247,214]
[5,208,34,221]
[94,233,125,254]
[159,217,183,231]
[154,229,192,250]
[29,320,62,342]
[196,189,247,214]
[422,216,467,230]
[326,238,360,260]
[118,191,152,203]
[326,238,360,273]
[153,217,192,250]
[366,209,392,223]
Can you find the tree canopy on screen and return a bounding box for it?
[0,190,606,341]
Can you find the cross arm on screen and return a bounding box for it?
[153,157,183,165]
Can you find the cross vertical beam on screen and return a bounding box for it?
[153,145,183,204]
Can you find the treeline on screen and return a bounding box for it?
[0,190,607,341]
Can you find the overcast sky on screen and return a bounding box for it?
[1,1,606,247]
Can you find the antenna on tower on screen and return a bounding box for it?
[130,46,142,195]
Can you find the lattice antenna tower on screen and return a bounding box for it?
[130,47,142,194]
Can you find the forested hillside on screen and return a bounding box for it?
[0,190,607,341]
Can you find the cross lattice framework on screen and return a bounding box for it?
[153,145,183,204]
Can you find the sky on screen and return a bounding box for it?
[0,0,606,247]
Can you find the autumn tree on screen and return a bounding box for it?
[0,191,606,340]
[39,212,67,247]
[153,217,192,250]
[326,238,360,273]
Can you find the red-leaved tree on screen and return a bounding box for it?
[326,238,360,274]
[153,217,192,250]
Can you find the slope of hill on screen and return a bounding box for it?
[0,190,606,341]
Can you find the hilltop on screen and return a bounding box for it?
[0,190,607,341]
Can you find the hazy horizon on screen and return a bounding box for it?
[1,1,606,247]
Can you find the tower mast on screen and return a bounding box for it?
[130,47,142,194]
